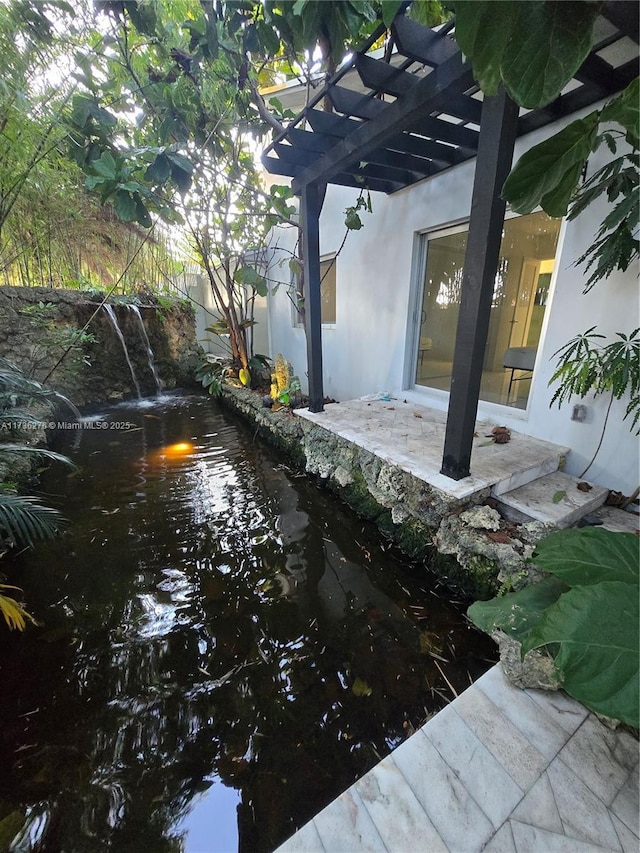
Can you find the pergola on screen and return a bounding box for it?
[262,4,638,480]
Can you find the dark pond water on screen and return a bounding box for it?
[0,394,496,853]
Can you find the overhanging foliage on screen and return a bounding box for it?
[469,528,639,726]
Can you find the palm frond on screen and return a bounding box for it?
[0,409,46,430]
[0,444,77,469]
[0,494,66,548]
[0,358,52,399]
[0,585,35,630]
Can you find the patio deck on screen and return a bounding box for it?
[296,398,568,501]
[276,665,639,853]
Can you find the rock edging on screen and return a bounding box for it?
[219,387,550,600]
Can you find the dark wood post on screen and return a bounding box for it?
[301,181,324,412]
[441,88,519,480]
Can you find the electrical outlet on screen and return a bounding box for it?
[571,404,587,422]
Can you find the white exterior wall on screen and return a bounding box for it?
[266,107,639,494]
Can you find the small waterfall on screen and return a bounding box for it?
[129,305,162,394]
[52,391,82,420]
[102,304,141,398]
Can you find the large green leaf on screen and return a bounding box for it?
[71,94,92,129]
[135,196,153,228]
[90,151,117,180]
[380,1,404,28]
[533,528,639,587]
[233,266,268,295]
[501,2,599,109]
[523,582,639,726]
[452,1,599,109]
[87,101,117,128]
[144,153,171,184]
[114,190,138,222]
[540,160,584,218]
[467,576,567,640]
[601,78,640,143]
[502,112,599,215]
[0,809,25,846]
[451,1,517,96]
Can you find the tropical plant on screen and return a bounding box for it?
[547,327,640,478]
[0,357,73,629]
[468,527,639,727]
[450,1,638,291]
[0,583,36,630]
[502,79,639,291]
[195,354,228,398]
[270,353,302,406]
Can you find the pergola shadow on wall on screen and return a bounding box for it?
[262,4,638,480]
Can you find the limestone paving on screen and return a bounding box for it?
[277,666,639,853]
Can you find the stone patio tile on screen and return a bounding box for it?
[482,822,516,852]
[494,470,608,526]
[610,766,639,837]
[354,758,448,853]
[547,759,622,850]
[559,715,639,805]
[453,686,547,790]
[511,772,564,834]
[611,813,640,853]
[391,729,494,852]
[523,687,589,735]
[297,400,568,501]
[509,820,616,852]
[312,788,387,853]
[594,506,640,534]
[277,819,326,852]
[422,702,525,829]
[475,668,570,760]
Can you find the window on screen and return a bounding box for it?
[320,255,337,325]
[414,211,561,409]
[291,255,337,326]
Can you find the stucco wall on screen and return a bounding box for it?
[265,105,639,495]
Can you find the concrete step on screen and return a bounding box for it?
[593,505,640,534]
[494,470,609,529]
[489,442,569,498]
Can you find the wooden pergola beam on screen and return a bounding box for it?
[518,57,637,135]
[355,55,483,124]
[441,88,520,480]
[328,85,479,153]
[263,155,403,194]
[291,52,474,194]
[306,110,439,176]
[602,0,639,42]
[275,139,424,186]
[301,183,325,412]
[391,14,458,66]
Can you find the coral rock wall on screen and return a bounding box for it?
[0,287,200,407]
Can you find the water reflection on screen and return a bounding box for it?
[0,395,495,852]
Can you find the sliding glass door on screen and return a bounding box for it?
[415,211,561,409]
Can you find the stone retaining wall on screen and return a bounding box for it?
[220,386,550,599]
[0,286,201,407]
